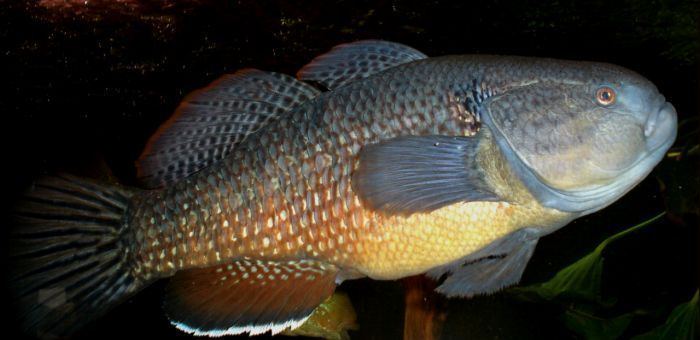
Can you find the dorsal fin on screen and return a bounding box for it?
[137,69,321,188]
[297,40,428,90]
[165,258,338,336]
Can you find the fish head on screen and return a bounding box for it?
[482,60,677,214]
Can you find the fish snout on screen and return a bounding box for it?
[644,101,677,152]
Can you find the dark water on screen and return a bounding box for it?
[2,1,698,339]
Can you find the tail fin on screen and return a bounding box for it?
[10,175,144,338]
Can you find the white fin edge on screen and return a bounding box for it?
[172,315,311,337]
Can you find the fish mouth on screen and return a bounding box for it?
[549,101,678,214]
[645,102,677,153]
[592,101,677,174]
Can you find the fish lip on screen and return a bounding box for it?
[590,106,676,175]
[645,102,677,152]
[590,101,677,174]
[644,106,660,137]
[552,102,677,213]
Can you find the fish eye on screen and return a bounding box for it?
[595,86,616,106]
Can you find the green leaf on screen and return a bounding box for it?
[564,308,636,340]
[512,212,666,304]
[281,292,358,340]
[632,290,699,340]
[516,249,606,302]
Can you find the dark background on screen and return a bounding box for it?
[2,0,698,339]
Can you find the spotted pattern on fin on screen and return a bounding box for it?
[297,40,428,90]
[137,69,321,188]
[165,258,338,336]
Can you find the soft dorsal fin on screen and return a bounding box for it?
[297,40,428,90]
[137,69,321,188]
[165,258,338,336]
[352,132,500,216]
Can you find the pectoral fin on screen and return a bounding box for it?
[427,228,540,297]
[352,133,500,216]
[165,258,338,336]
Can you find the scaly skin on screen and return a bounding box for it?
[11,45,676,338]
[127,56,583,282]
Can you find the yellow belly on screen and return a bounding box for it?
[337,127,574,280]
[138,126,572,282]
[349,199,569,280]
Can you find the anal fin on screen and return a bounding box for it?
[426,228,540,297]
[165,258,338,336]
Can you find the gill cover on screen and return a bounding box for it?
[481,80,673,214]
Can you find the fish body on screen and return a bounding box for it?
[131,56,571,282]
[12,41,677,337]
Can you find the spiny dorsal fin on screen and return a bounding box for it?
[297,40,428,90]
[137,69,321,188]
[352,132,500,216]
[165,258,338,336]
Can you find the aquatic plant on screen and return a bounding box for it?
[512,212,698,339]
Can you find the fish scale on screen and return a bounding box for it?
[12,40,676,337]
[128,57,561,282]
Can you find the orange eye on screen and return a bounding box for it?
[595,86,616,106]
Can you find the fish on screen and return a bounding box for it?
[10,40,677,338]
